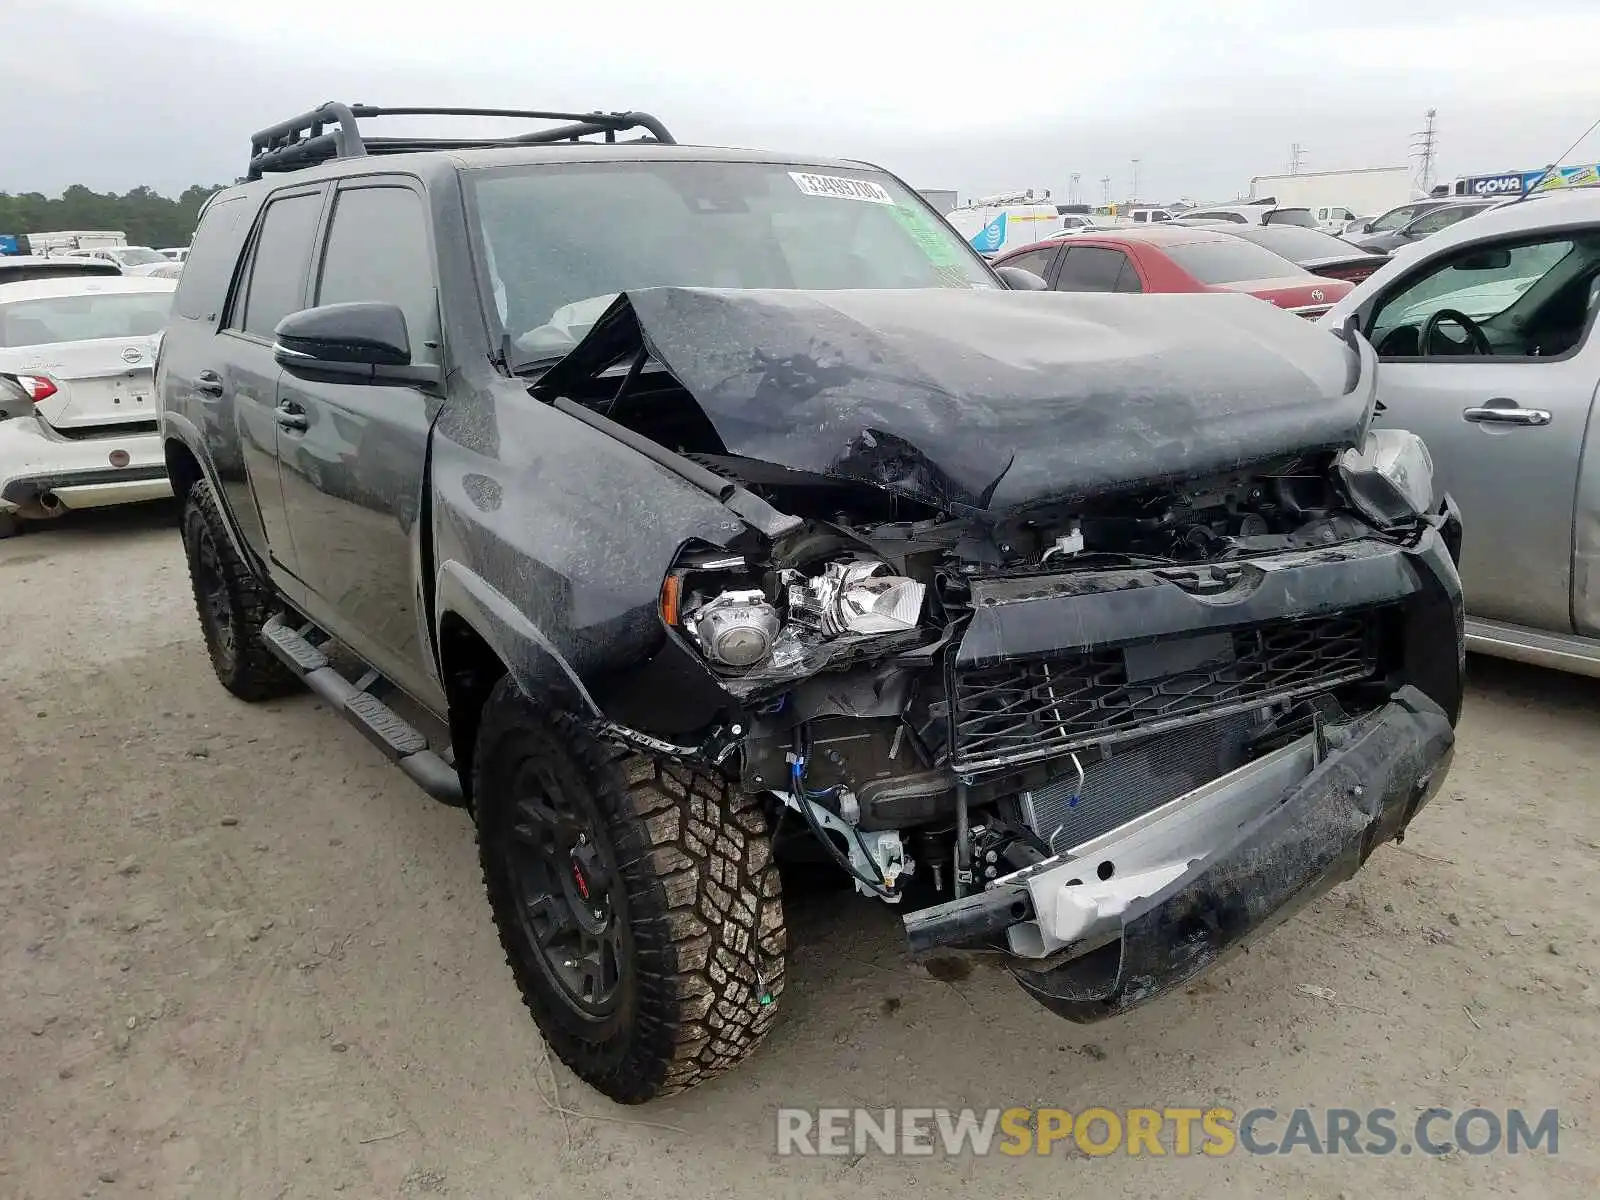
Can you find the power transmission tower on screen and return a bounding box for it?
[1101,176,1111,203]
[1410,109,1439,193]
[1130,158,1141,202]
[1068,173,1080,205]
[1289,143,1306,175]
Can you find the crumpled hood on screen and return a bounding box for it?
[537,286,1371,511]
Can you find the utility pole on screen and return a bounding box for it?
[1289,143,1306,175]
[1068,173,1081,205]
[1411,109,1439,193]
[1130,158,1141,203]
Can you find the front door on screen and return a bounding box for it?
[1364,229,1600,632]
[276,178,445,705]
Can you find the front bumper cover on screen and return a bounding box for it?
[904,684,1454,1021]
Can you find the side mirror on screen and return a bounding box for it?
[273,302,439,385]
[994,266,1049,291]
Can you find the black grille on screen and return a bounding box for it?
[951,611,1380,774]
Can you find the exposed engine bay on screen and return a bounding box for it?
[651,447,1447,903]
[535,286,1464,1013]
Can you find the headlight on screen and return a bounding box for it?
[690,589,781,669]
[664,553,925,676]
[1336,428,1436,527]
[786,559,925,637]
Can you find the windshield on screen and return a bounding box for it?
[1371,204,1429,232]
[466,160,996,360]
[0,290,172,347]
[1163,238,1305,284]
[1228,225,1351,258]
[114,247,166,266]
[1264,208,1316,228]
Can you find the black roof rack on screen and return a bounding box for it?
[247,102,676,180]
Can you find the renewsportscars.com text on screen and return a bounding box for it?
[775,1106,1561,1158]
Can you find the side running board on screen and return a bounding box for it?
[261,614,463,805]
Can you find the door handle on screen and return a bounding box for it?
[1462,402,1552,427]
[275,405,309,432]
[195,370,224,398]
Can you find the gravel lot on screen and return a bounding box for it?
[2,505,1596,1198]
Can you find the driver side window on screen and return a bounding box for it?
[1369,237,1582,359]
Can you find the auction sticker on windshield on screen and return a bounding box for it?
[887,204,981,285]
[789,172,895,204]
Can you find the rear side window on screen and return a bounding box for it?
[314,185,440,363]
[1165,239,1304,284]
[1056,246,1139,292]
[175,194,249,321]
[1407,206,1481,237]
[236,192,323,339]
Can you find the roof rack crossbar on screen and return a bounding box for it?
[246,103,675,179]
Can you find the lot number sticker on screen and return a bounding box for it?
[790,172,895,204]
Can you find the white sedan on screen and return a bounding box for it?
[62,246,174,276]
[0,275,176,537]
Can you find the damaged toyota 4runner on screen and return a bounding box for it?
[159,104,1465,1105]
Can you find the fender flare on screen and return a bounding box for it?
[161,413,262,574]
[433,558,601,719]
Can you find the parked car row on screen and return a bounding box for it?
[57,245,178,276]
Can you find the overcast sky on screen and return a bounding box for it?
[7,0,1600,204]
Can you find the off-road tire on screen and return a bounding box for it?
[0,511,19,539]
[180,478,300,702]
[475,678,786,1103]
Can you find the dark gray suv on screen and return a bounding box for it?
[158,101,1467,1104]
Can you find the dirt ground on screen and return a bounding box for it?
[2,504,1596,1199]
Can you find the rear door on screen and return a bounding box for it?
[1054,246,1142,292]
[1363,230,1600,632]
[217,185,328,578]
[277,177,444,701]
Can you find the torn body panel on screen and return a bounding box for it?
[537,286,1376,511]
[513,282,1463,1027]
[1002,686,1454,1020]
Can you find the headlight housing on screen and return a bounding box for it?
[663,551,926,680]
[1336,428,1436,527]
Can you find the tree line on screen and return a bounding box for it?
[0,184,231,250]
